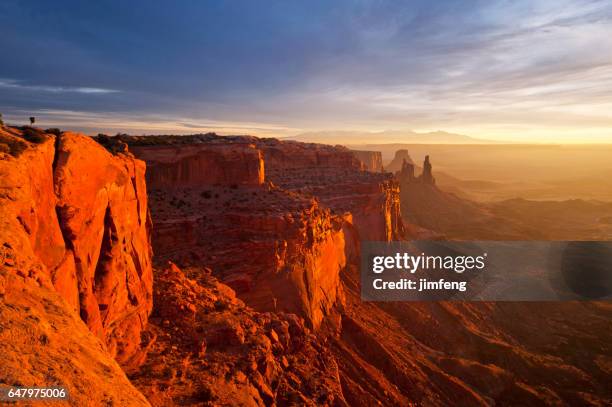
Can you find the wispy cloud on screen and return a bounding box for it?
[2,109,299,137]
[0,79,119,94]
[0,0,611,142]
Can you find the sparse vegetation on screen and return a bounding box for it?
[0,134,27,157]
[45,128,62,136]
[20,127,47,143]
[93,133,129,154]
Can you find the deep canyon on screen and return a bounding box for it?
[0,125,611,406]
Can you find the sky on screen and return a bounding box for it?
[1,0,611,143]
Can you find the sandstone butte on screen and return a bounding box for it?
[1,126,611,406]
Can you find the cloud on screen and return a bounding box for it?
[0,79,119,94]
[0,0,611,142]
[1,109,299,137]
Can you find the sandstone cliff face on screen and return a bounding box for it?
[0,263,150,407]
[125,135,377,328]
[0,127,153,368]
[126,135,264,189]
[144,183,347,329]
[257,138,362,170]
[257,141,404,241]
[0,126,152,403]
[54,133,153,367]
[126,135,403,329]
[351,150,383,172]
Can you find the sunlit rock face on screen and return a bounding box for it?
[0,126,152,403]
[259,140,404,243]
[132,262,346,406]
[130,140,265,189]
[257,138,363,170]
[126,134,402,328]
[125,136,345,328]
[0,127,153,369]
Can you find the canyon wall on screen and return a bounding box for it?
[127,135,264,189]
[258,138,363,170]
[0,126,152,403]
[351,149,383,172]
[259,140,404,242]
[0,127,153,368]
[126,136,351,328]
[126,134,402,329]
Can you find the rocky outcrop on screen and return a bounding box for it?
[0,126,152,403]
[422,155,435,185]
[0,260,150,406]
[395,153,435,186]
[385,149,414,173]
[125,136,264,189]
[351,150,383,172]
[257,138,362,170]
[0,126,153,368]
[262,143,406,242]
[125,134,403,329]
[397,159,416,181]
[132,262,346,406]
[144,182,347,329]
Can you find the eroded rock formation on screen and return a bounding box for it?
[121,134,264,189]
[0,126,153,368]
[0,126,152,403]
[422,155,435,185]
[385,149,414,173]
[395,153,435,186]
[125,135,403,329]
[124,136,352,328]
[132,262,346,406]
[257,138,362,170]
[6,127,609,406]
[351,149,383,172]
[257,140,404,242]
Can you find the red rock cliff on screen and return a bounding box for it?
[0,126,152,403]
[127,134,264,188]
[0,127,153,368]
[261,141,404,242]
[258,138,362,170]
[126,135,348,328]
[125,134,403,329]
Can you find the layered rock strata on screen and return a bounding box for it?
[0,126,153,367]
[125,134,403,329]
[350,149,383,172]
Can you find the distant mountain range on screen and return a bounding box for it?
[287,130,503,145]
